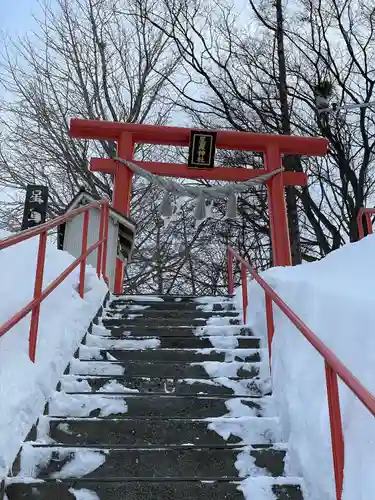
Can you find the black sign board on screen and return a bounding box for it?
[188,130,217,169]
[21,185,49,230]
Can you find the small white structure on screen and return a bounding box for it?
[58,189,136,291]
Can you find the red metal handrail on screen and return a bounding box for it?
[357,207,375,239]
[227,246,375,500]
[0,200,110,362]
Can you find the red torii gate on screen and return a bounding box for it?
[70,119,328,294]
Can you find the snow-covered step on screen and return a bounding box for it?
[42,416,280,446]
[59,374,266,396]
[69,359,262,379]
[19,445,288,479]
[110,294,234,304]
[104,309,240,319]
[108,300,238,312]
[5,479,304,499]
[48,394,267,419]
[102,316,242,328]
[79,346,262,363]
[86,334,260,349]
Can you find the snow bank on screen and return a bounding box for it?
[237,234,375,500]
[0,232,107,478]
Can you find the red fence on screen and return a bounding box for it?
[0,200,110,362]
[357,207,375,239]
[227,246,375,500]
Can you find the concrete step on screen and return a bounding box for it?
[23,445,287,479]
[102,317,241,328]
[59,375,264,396]
[69,360,261,379]
[108,301,238,312]
[43,416,279,446]
[102,325,252,337]
[48,394,265,418]
[111,294,232,303]
[79,347,262,363]
[5,480,304,499]
[105,309,240,320]
[87,335,260,349]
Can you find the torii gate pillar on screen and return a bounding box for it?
[70,119,328,294]
[112,132,134,292]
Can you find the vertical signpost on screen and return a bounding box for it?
[21,185,49,230]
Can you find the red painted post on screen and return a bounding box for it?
[366,213,373,235]
[357,209,374,240]
[265,293,275,367]
[241,263,248,324]
[113,132,134,294]
[265,144,292,267]
[357,209,365,240]
[29,231,48,362]
[102,202,109,284]
[325,361,345,500]
[96,203,105,278]
[79,210,90,298]
[228,248,234,296]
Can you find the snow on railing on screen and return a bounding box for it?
[227,246,375,500]
[0,200,110,362]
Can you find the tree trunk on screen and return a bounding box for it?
[275,0,302,265]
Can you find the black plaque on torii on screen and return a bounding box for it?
[188,130,217,169]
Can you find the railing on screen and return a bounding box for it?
[0,200,110,362]
[227,246,375,500]
[357,207,375,239]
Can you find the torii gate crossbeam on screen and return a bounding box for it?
[70,119,328,294]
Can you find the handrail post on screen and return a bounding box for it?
[102,202,109,284]
[357,209,364,240]
[357,208,374,240]
[96,202,105,278]
[29,231,48,362]
[79,210,90,298]
[265,293,275,368]
[241,262,248,324]
[325,362,345,500]
[228,248,234,296]
[366,213,373,236]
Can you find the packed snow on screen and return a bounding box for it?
[236,234,375,500]
[0,231,107,478]
[20,445,106,479]
[49,391,128,417]
[206,415,279,444]
[69,488,100,500]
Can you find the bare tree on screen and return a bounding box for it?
[145,0,375,263]
[0,0,178,216]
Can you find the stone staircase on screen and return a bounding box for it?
[5,294,304,499]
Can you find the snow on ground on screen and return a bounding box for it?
[0,231,107,478]
[236,234,375,500]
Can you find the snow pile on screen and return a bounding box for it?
[237,234,375,500]
[0,232,107,478]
